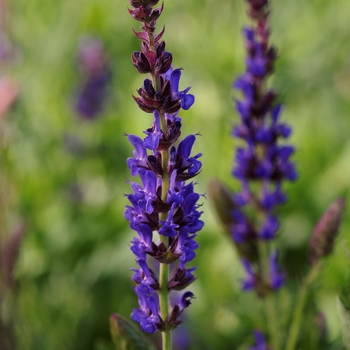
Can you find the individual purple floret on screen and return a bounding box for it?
[125,0,203,337]
[74,37,111,119]
[269,251,284,290]
[231,0,296,295]
[250,330,272,350]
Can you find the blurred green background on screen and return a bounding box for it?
[1,0,350,349]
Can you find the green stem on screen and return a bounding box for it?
[159,254,171,350]
[158,115,171,350]
[258,240,280,350]
[284,263,320,350]
[143,10,172,350]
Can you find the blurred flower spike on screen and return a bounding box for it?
[229,0,297,295]
[74,36,112,120]
[124,0,203,338]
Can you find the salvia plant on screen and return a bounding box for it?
[110,0,350,349]
[209,0,346,350]
[112,0,204,349]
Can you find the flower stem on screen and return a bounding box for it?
[149,9,172,348]
[159,255,171,350]
[258,240,280,350]
[284,263,320,350]
[159,109,171,349]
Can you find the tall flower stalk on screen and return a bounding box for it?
[231,0,297,348]
[209,1,347,349]
[125,1,203,349]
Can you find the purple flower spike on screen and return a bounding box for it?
[73,36,111,120]
[125,0,203,335]
[229,0,296,297]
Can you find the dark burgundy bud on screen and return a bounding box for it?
[132,51,152,73]
[142,49,157,69]
[257,90,277,115]
[160,76,171,94]
[264,46,277,74]
[132,96,154,113]
[161,95,174,113]
[135,76,181,114]
[147,154,163,176]
[143,78,155,96]
[154,90,162,101]
[155,51,172,74]
[168,267,196,291]
[309,198,345,265]
[144,211,160,230]
[147,242,180,263]
[246,0,269,19]
[130,0,160,8]
[152,195,171,213]
[167,305,182,327]
[156,41,166,54]
[149,3,164,22]
[128,6,151,22]
[157,118,181,150]
[246,0,268,9]
[134,79,164,112]
[165,292,195,329]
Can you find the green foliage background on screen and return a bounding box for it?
[1,0,350,349]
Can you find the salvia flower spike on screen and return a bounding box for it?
[74,37,112,120]
[232,0,297,296]
[230,0,297,348]
[125,0,203,348]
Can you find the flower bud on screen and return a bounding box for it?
[130,0,159,8]
[309,198,345,265]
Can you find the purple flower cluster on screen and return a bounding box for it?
[74,37,111,119]
[232,0,296,295]
[125,0,203,334]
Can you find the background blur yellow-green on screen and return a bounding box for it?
[1,0,350,349]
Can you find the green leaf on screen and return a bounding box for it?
[109,314,157,350]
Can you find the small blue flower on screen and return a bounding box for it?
[131,290,161,334]
[126,135,149,176]
[241,259,257,291]
[143,111,162,150]
[158,203,179,237]
[269,251,284,290]
[162,67,195,110]
[259,215,279,240]
[250,330,271,350]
